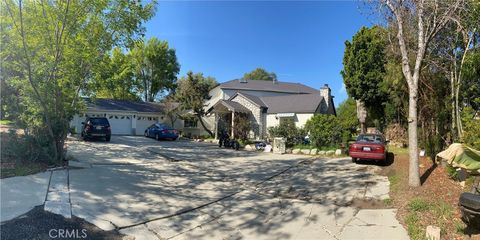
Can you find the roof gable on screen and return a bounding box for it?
[213,100,251,113]
[229,92,267,108]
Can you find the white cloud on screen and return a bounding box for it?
[338,83,346,94]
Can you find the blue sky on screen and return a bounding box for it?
[144,1,374,106]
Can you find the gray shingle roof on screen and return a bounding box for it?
[220,79,319,94]
[83,98,164,113]
[232,92,267,108]
[260,94,323,113]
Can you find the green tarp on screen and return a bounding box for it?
[436,143,480,172]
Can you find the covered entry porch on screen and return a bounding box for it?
[211,100,252,140]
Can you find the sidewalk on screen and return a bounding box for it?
[0,171,51,222]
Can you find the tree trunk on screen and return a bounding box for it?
[451,71,456,142]
[196,114,213,137]
[408,90,421,187]
[356,100,367,134]
[455,84,462,139]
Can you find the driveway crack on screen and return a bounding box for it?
[145,223,163,240]
[43,171,53,203]
[338,208,359,234]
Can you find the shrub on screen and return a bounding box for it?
[268,120,306,147]
[305,114,343,148]
[462,106,480,149]
[337,98,359,143]
[2,129,53,165]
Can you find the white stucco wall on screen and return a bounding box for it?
[265,113,314,129]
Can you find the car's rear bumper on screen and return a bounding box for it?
[85,132,110,137]
[160,134,178,139]
[350,151,385,160]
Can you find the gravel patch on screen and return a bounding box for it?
[0,206,125,240]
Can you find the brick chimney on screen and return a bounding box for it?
[320,84,331,109]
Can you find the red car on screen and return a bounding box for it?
[349,134,388,163]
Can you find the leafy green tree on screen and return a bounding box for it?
[461,49,480,111]
[341,26,388,132]
[175,72,217,137]
[383,58,408,125]
[242,68,277,81]
[94,48,140,100]
[462,105,480,149]
[1,0,155,163]
[162,96,181,128]
[381,0,463,187]
[336,98,359,142]
[305,115,343,147]
[131,37,180,102]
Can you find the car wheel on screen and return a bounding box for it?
[106,136,111,142]
[144,131,148,137]
[155,134,160,141]
[351,157,357,163]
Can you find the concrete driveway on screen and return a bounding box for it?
[66,136,409,240]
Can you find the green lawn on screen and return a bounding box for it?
[405,198,457,240]
[291,144,339,151]
[388,145,409,155]
[1,162,47,178]
[0,119,13,125]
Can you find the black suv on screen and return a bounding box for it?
[81,117,111,141]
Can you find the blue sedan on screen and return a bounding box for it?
[144,123,179,141]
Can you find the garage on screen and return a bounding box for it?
[70,98,168,136]
[107,114,132,135]
[136,115,159,135]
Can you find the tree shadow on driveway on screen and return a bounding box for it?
[67,136,396,239]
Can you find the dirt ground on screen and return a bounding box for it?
[379,152,480,240]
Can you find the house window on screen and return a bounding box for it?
[184,119,198,128]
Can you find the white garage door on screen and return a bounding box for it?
[107,114,132,135]
[136,116,159,135]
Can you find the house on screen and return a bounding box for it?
[71,79,335,139]
[182,79,335,139]
[70,98,183,135]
